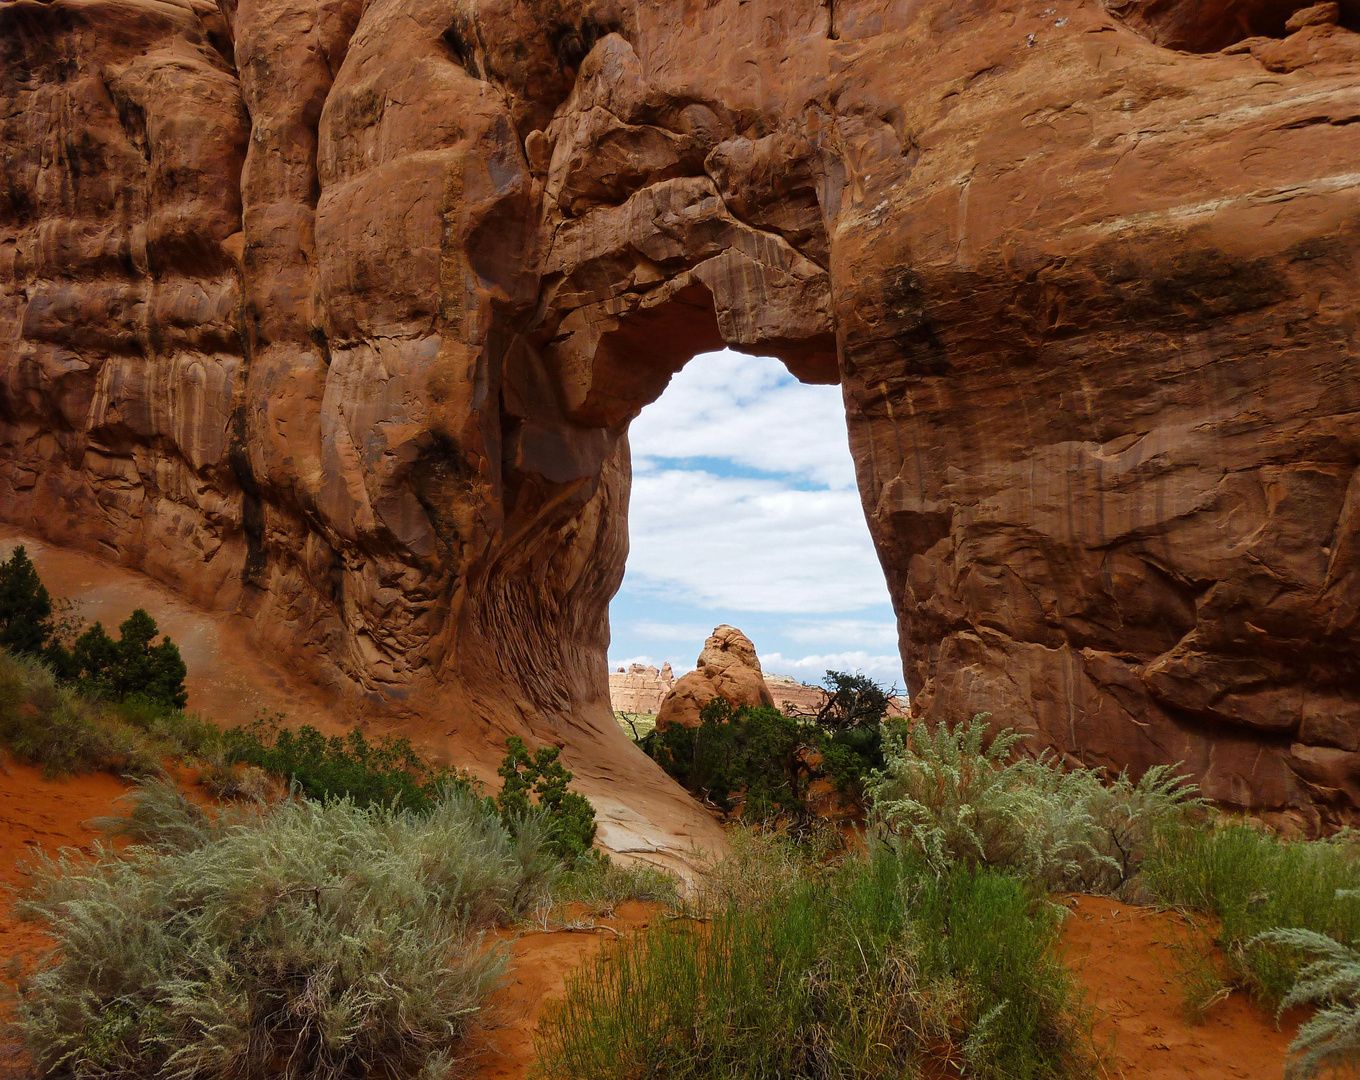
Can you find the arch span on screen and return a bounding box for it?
[3,0,1360,830]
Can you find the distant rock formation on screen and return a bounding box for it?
[764,673,828,717]
[609,661,675,715]
[655,626,774,730]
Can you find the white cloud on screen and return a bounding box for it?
[625,466,887,613]
[782,620,900,649]
[627,621,715,641]
[630,349,857,490]
[760,651,906,690]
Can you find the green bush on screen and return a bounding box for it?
[1251,925,1360,1079]
[645,671,899,819]
[535,841,1087,1080]
[866,714,1202,892]
[647,697,813,820]
[64,609,188,710]
[224,715,460,813]
[0,650,162,778]
[495,735,598,862]
[1142,824,1360,1003]
[14,781,553,1080]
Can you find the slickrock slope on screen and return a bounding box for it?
[3,0,1359,820]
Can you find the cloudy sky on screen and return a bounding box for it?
[607,348,906,690]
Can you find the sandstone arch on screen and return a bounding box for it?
[3,0,1360,830]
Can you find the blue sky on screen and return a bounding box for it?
[607,349,906,690]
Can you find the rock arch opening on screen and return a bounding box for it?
[605,348,903,699]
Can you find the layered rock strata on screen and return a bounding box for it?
[609,661,675,716]
[3,0,1360,822]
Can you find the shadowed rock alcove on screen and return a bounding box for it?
[3,0,1360,837]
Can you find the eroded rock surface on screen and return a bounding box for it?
[655,625,774,731]
[3,0,1360,822]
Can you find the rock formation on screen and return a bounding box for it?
[655,626,774,731]
[609,661,674,715]
[3,0,1360,821]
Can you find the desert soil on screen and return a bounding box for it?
[0,760,1318,1080]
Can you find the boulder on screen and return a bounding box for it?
[655,626,775,731]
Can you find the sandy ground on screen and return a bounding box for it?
[1060,894,1308,1080]
[0,761,1325,1080]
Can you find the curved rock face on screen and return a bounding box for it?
[3,0,1360,821]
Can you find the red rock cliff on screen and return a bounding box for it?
[3,0,1360,822]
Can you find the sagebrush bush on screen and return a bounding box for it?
[15,782,556,1080]
[865,714,1202,892]
[535,836,1088,1080]
[1252,924,1360,1079]
[1143,824,1360,1003]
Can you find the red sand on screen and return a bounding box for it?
[1060,895,1308,1080]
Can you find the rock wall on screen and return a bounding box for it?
[3,0,1359,821]
[609,662,675,715]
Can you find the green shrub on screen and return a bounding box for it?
[224,715,461,813]
[866,714,1202,892]
[811,670,898,796]
[646,672,899,818]
[0,649,223,777]
[1143,824,1360,1003]
[647,697,813,820]
[535,842,1087,1080]
[1252,925,1360,1079]
[0,650,161,778]
[495,736,598,862]
[14,782,552,1080]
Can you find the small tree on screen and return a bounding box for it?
[496,736,597,861]
[71,609,188,709]
[0,546,54,656]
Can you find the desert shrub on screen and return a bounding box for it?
[866,715,1202,892]
[535,841,1086,1080]
[811,670,899,796]
[0,650,164,778]
[647,697,813,820]
[0,649,222,777]
[555,856,682,915]
[14,782,552,1080]
[1252,924,1360,1079]
[1142,824,1360,1003]
[647,672,901,818]
[495,735,598,862]
[85,775,218,852]
[224,715,462,813]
